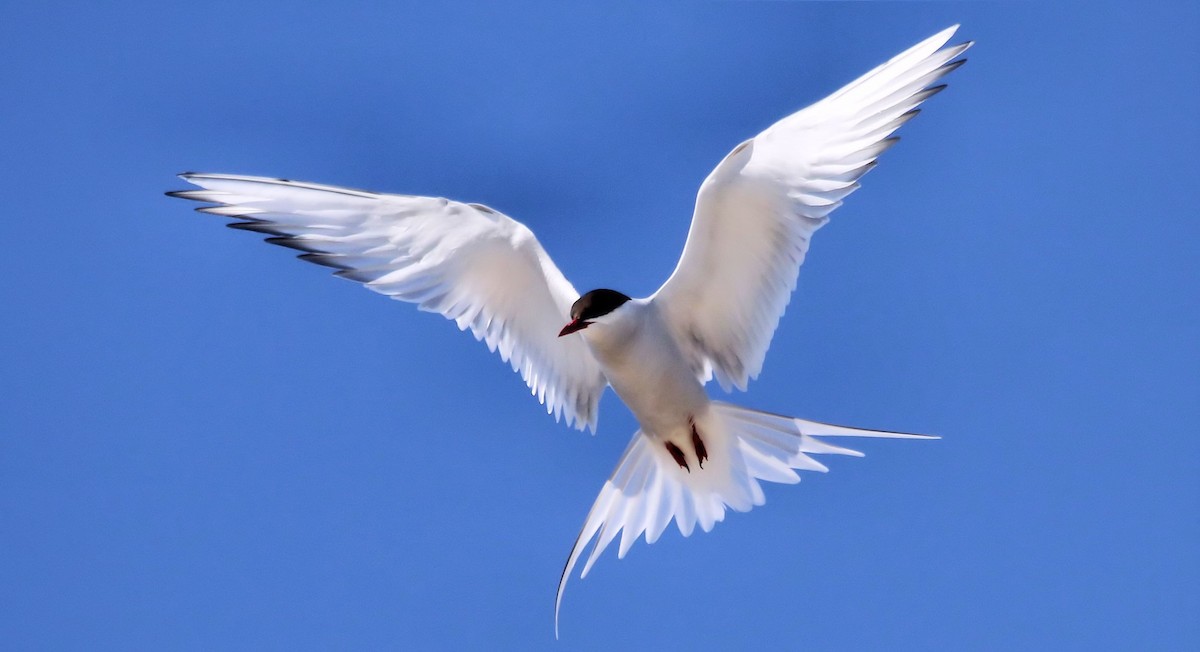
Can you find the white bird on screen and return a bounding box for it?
[168,25,970,636]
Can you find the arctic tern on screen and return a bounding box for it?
[169,25,971,635]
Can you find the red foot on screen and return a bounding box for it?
[665,441,689,472]
[690,420,708,469]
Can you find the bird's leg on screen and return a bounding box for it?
[690,418,708,469]
[664,441,690,472]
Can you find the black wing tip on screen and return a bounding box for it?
[298,253,354,270]
[166,189,217,202]
[167,173,206,198]
[916,84,948,102]
[173,172,386,199]
[941,58,969,75]
[265,236,323,254]
[227,221,286,236]
[176,171,209,182]
[335,268,380,283]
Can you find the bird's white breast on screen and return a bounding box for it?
[580,300,709,440]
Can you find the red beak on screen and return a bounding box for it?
[558,319,589,337]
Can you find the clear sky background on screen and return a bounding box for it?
[1,2,1196,650]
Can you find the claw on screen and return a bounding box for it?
[665,441,690,472]
[691,421,708,469]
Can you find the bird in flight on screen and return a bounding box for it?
[169,25,970,636]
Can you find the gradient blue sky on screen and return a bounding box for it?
[1,2,1196,650]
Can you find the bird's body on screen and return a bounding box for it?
[168,25,972,636]
[580,299,707,447]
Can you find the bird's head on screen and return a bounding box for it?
[558,289,631,337]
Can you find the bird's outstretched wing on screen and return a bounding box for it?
[169,173,608,431]
[651,25,972,390]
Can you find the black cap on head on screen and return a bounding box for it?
[570,289,631,322]
[559,289,630,337]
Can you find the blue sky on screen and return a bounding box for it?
[1,2,1197,650]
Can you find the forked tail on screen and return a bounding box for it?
[554,401,935,637]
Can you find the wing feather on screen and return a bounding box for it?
[169,173,607,431]
[652,26,971,390]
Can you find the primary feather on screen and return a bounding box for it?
[653,25,971,391]
[169,173,608,430]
